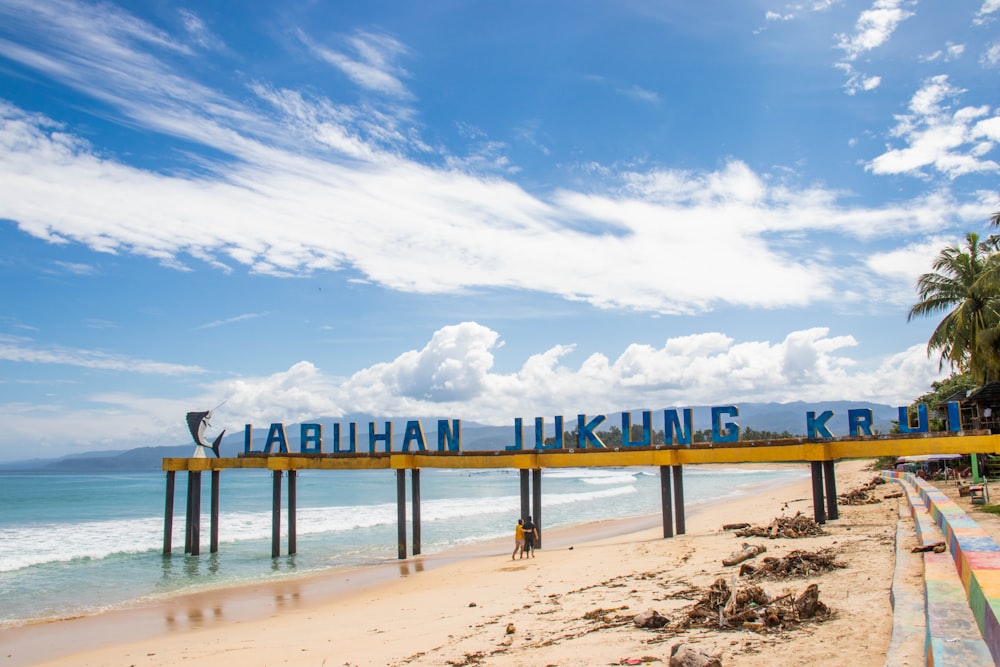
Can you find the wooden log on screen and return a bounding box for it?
[722,522,750,530]
[722,542,766,566]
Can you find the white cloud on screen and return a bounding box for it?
[834,0,914,94]
[5,99,984,316]
[301,29,412,98]
[982,42,1000,67]
[975,0,1000,25]
[868,75,1000,178]
[920,42,964,63]
[0,322,948,457]
[178,9,224,51]
[836,0,914,61]
[0,335,205,375]
[199,323,949,430]
[196,312,270,330]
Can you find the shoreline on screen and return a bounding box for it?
[2,462,844,666]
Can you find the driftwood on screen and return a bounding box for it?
[685,577,831,632]
[911,543,946,553]
[839,475,890,505]
[738,549,844,580]
[794,583,827,619]
[722,522,750,531]
[734,512,825,539]
[722,542,766,566]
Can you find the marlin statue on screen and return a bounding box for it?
[186,403,226,458]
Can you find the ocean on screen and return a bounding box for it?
[0,465,808,628]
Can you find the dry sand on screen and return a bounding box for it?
[6,459,922,666]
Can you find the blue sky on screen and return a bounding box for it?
[0,0,998,461]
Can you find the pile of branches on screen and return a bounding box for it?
[685,577,831,633]
[733,512,825,539]
[839,476,887,505]
[738,549,845,580]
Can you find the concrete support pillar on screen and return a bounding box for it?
[660,465,674,538]
[163,471,175,555]
[672,465,685,535]
[271,470,282,558]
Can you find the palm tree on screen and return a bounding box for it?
[908,232,1000,382]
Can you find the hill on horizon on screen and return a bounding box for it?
[0,401,902,473]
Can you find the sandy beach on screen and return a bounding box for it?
[5,459,921,666]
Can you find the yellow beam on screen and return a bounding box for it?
[162,432,1000,471]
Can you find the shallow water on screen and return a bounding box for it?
[0,465,807,627]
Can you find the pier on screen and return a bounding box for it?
[162,430,1000,560]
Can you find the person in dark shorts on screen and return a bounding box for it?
[522,515,536,558]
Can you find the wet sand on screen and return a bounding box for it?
[5,460,909,666]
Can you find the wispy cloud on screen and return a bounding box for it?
[975,0,1000,26]
[919,42,964,63]
[0,335,205,375]
[982,42,1000,67]
[52,260,97,275]
[196,312,269,330]
[178,8,224,51]
[835,0,915,95]
[300,29,412,98]
[0,0,993,319]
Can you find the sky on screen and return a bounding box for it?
[0,0,998,461]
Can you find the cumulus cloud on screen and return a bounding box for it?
[868,75,1000,178]
[12,321,940,452]
[196,323,948,433]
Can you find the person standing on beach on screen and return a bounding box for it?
[523,515,536,558]
[513,518,525,559]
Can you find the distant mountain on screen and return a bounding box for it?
[0,401,901,472]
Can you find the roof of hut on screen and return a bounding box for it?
[965,381,1000,404]
[938,388,972,406]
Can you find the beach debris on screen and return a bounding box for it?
[722,522,750,531]
[794,583,826,619]
[619,658,661,665]
[683,577,831,632]
[737,549,844,580]
[669,643,723,667]
[447,651,485,666]
[839,476,888,505]
[468,602,477,607]
[505,622,516,634]
[911,543,947,553]
[634,609,669,629]
[733,512,825,539]
[722,543,766,566]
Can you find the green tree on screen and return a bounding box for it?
[908,232,1000,382]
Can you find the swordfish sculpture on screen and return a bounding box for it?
[186,408,226,458]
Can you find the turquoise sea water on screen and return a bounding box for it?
[0,466,808,628]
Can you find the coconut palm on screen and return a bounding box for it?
[908,232,1000,382]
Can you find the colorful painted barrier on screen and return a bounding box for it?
[883,471,997,665]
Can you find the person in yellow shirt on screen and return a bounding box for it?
[512,518,525,560]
